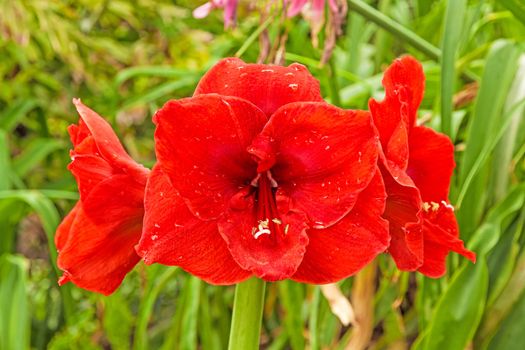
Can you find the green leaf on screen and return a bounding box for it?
[198,285,222,350]
[477,251,525,349]
[0,190,74,321]
[103,294,134,350]
[278,281,305,350]
[440,0,467,137]
[0,99,38,132]
[12,138,64,177]
[121,78,197,109]
[420,260,489,350]
[456,40,521,235]
[0,254,30,350]
[308,287,321,350]
[491,56,525,202]
[179,276,201,350]
[0,200,25,254]
[0,130,11,191]
[499,0,525,27]
[467,184,525,256]
[487,288,525,350]
[347,0,441,60]
[115,66,199,87]
[133,266,178,350]
[458,39,520,181]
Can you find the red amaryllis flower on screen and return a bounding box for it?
[136,58,389,283]
[55,99,149,295]
[369,56,476,277]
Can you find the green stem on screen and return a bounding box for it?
[228,278,266,350]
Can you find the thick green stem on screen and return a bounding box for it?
[228,278,266,350]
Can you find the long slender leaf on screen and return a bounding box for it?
[0,190,74,321]
[347,0,441,60]
[121,78,197,109]
[0,130,11,191]
[0,254,30,350]
[115,66,199,87]
[491,55,525,202]
[440,0,467,137]
[133,266,178,350]
[499,0,525,27]
[12,138,64,177]
[456,40,520,236]
[179,276,201,350]
[278,281,305,350]
[0,99,38,132]
[419,260,489,350]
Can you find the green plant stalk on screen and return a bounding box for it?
[228,278,266,350]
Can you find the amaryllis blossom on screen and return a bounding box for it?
[55,99,149,295]
[370,56,476,277]
[136,57,389,283]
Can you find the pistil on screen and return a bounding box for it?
[252,172,286,242]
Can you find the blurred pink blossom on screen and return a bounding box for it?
[286,0,338,20]
[193,0,239,28]
[192,0,347,63]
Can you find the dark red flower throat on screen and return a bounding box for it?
[248,172,286,243]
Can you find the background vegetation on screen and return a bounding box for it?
[1,0,525,349]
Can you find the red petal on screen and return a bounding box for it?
[417,203,476,277]
[57,174,145,295]
[55,202,80,251]
[292,170,390,283]
[153,94,267,221]
[249,102,379,228]
[68,154,114,200]
[218,194,309,281]
[194,58,323,116]
[369,56,424,170]
[136,165,251,284]
[407,126,455,202]
[72,99,149,179]
[81,174,145,228]
[381,164,424,270]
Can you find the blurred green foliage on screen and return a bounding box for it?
[1,0,525,349]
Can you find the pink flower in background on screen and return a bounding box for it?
[286,0,337,20]
[192,0,340,27]
[192,0,346,63]
[193,0,239,28]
